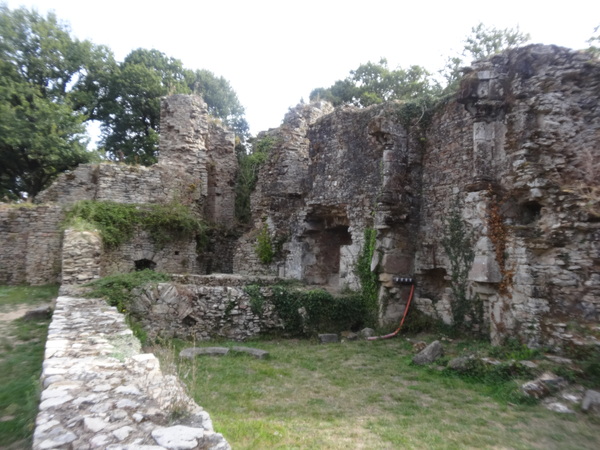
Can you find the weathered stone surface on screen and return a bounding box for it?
[581,389,600,415]
[360,328,375,338]
[318,334,339,344]
[180,347,230,358]
[521,372,568,399]
[231,346,270,359]
[151,425,204,449]
[23,305,53,321]
[447,355,474,372]
[412,341,443,365]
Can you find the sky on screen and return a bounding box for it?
[4,0,600,138]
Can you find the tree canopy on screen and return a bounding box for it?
[310,59,441,107]
[95,50,249,165]
[0,5,101,200]
[0,4,249,198]
[311,23,531,109]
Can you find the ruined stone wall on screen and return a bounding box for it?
[414,45,600,348]
[130,275,281,341]
[237,44,599,349]
[0,204,64,285]
[2,94,238,285]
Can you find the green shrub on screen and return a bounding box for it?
[255,224,274,265]
[269,286,371,336]
[85,269,170,313]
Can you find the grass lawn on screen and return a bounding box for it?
[0,285,57,449]
[155,337,600,450]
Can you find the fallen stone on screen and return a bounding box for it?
[519,360,538,369]
[24,305,53,320]
[544,355,573,365]
[231,346,269,359]
[544,402,575,414]
[447,355,474,372]
[521,372,568,399]
[179,347,229,359]
[360,328,375,338]
[152,425,204,449]
[318,334,339,344]
[582,389,600,415]
[412,340,443,365]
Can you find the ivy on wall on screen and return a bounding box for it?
[64,200,205,249]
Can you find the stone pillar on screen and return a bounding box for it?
[61,229,102,287]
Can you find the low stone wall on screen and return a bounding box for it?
[130,276,282,341]
[34,295,230,449]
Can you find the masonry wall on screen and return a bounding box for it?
[236,45,600,349]
[0,205,64,285]
[2,95,238,285]
[130,275,281,341]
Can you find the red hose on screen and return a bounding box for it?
[367,283,415,341]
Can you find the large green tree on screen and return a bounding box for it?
[0,5,105,200]
[95,48,190,165]
[96,50,249,165]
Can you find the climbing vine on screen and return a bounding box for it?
[355,228,379,324]
[441,197,481,333]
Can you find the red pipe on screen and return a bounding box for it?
[367,283,415,341]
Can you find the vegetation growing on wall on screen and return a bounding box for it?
[271,286,371,336]
[355,228,379,323]
[441,198,482,334]
[234,135,275,224]
[255,223,274,265]
[64,200,205,248]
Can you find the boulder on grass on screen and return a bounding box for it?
[412,340,443,365]
[582,389,600,415]
[521,372,568,399]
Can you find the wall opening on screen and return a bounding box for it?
[517,201,542,225]
[302,206,352,288]
[134,258,156,271]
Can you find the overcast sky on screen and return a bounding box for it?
[5,0,600,137]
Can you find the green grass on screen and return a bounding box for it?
[0,285,58,307]
[0,285,56,448]
[155,338,600,450]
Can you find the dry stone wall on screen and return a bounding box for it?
[130,275,282,341]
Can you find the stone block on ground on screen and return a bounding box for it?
[318,334,339,344]
[179,347,229,359]
[24,305,53,320]
[231,346,269,359]
[582,389,600,415]
[521,372,568,399]
[412,340,443,365]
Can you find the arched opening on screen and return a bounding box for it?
[134,258,156,271]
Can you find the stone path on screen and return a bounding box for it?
[33,296,230,449]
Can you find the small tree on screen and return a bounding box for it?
[441,22,530,90]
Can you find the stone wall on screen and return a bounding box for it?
[235,45,600,349]
[2,94,238,285]
[0,204,64,285]
[130,275,282,341]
